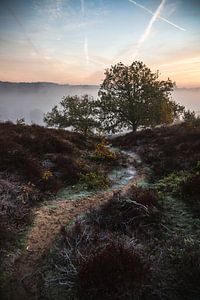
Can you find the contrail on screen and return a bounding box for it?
[81,0,85,16]
[128,0,186,31]
[80,0,90,67]
[116,0,166,61]
[2,2,40,55]
[138,0,166,44]
[84,35,89,65]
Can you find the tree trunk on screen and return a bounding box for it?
[132,124,137,132]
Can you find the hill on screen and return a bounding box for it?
[0,122,98,264]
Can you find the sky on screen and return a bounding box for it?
[0,0,200,87]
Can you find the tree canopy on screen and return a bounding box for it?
[44,61,185,135]
[98,61,184,133]
[44,95,100,135]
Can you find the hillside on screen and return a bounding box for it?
[0,123,99,271]
[1,120,200,300]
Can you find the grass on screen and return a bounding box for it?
[2,121,200,299]
[40,121,200,300]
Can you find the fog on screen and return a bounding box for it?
[173,88,200,115]
[0,83,99,125]
[0,83,199,125]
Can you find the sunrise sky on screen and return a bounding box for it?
[0,0,199,87]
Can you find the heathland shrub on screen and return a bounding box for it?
[76,242,150,300]
[80,171,110,190]
[181,173,200,213]
[0,176,38,248]
[112,122,200,178]
[94,141,118,161]
[45,220,152,300]
[86,186,160,237]
[164,238,200,299]
[0,122,96,190]
[155,171,189,196]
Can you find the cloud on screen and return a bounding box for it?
[138,0,166,44]
[116,0,166,61]
[2,3,40,56]
[81,0,85,16]
[128,0,186,31]
[84,35,89,65]
[35,0,64,19]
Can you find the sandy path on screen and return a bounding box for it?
[3,174,144,300]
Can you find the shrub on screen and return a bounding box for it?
[165,238,200,299]
[80,172,110,190]
[86,186,160,237]
[94,141,118,161]
[174,243,200,299]
[112,122,200,178]
[42,170,53,181]
[53,155,82,184]
[0,176,34,249]
[155,171,189,195]
[0,122,96,190]
[76,242,151,300]
[45,220,152,300]
[181,173,200,213]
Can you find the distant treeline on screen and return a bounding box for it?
[0,81,99,93]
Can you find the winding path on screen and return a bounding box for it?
[4,152,144,300]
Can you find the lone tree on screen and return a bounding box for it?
[98,61,184,133]
[44,95,100,135]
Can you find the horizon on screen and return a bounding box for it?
[0,0,200,87]
[0,80,200,89]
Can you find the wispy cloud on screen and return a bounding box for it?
[80,0,91,68]
[128,0,186,31]
[35,0,64,19]
[2,3,40,56]
[84,35,89,65]
[81,0,85,16]
[138,0,166,44]
[116,0,166,61]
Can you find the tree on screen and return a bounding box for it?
[183,110,197,122]
[98,61,184,133]
[44,95,100,135]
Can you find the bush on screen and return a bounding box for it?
[80,172,110,190]
[94,141,118,161]
[86,186,160,237]
[164,238,200,299]
[0,122,96,190]
[112,122,200,178]
[155,171,189,195]
[0,176,36,249]
[181,173,200,213]
[76,242,150,300]
[45,220,152,300]
[174,243,200,299]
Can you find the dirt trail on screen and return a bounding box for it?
[4,174,144,300]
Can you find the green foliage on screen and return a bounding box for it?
[98,61,184,133]
[94,141,118,161]
[183,109,196,122]
[155,171,189,196]
[80,172,110,190]
[44,95,100,135]
[41,170,53,181]
[183,110,200,129]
